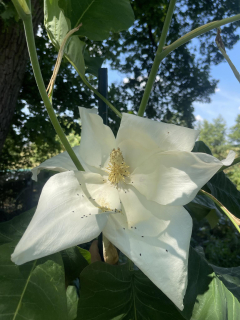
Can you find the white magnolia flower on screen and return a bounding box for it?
[11,107,234,310]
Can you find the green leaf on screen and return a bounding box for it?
[0,241,68,320]
[61,246,89,284]
[206,209,219,229]
[58,0,135,41]
[204,171,240,219]
[182,248,240,319]
[44,0,86,77]
[211,265,240,302]
[77,248,240,320]
[0,207,35,245]
[44,0,134,78]
[67,286,79,320]
[192,140,212,155]
[78,247,91,264]
[78,261,184,320]
[185,194,221,222]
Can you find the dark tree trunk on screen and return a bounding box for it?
[0,0,43,154]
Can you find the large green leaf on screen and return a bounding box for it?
[44,0,86,77]
[0,207,35,245]
[211,265,240,302]
[192,141,212,155]
[182,248,240,319]
[78,261,184,320]
[58,0,135,41]
[0,241,68,320]
[77,248,240,320]
[44,0,134,78]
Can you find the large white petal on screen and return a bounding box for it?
[116,113,199,157]
[103,185,192,310]
[32,146,81,181]
[131,150,235,206]
[79,107,116,170]
[11,171,120,265]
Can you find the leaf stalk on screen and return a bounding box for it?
[200,189,240,233]
[138,0,177,117]
[21,12,84,171]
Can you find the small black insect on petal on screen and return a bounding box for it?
[140,253,141,256]
[141,236,144,238]
[166,250,168,252]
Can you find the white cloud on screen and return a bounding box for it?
[215,88,220,92]
[195,115,204,122]
[123,77,130,84]
[238,106,240,110]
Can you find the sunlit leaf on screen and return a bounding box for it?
[0,241,68,319]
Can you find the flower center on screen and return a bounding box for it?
[107,148,130,185]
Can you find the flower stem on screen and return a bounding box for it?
[138,0,177,117]
[199,189,240,233]
[22,13,84,171]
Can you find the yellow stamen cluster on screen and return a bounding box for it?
[99,206,122,213]
[107,148,130,185]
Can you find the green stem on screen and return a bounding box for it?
[22,14,84,171]
[157,14,240,65]
[11,0,30,18]
[200,189,240,233]
[81,76,122,119]
[138,12,240,117]
[138,0,177,117]
[65,56,122,119]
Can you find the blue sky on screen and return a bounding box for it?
[193,41,240,128]
[103,40,240,130]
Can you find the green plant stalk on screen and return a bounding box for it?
[81,75,122,119]
[138,12,240,117]
[66,56,122,119]
[158,14,240,64]
[200,189,240,233]
[11,0,30,19]
[217,47,240,83]
[138,0,177,117]
[22,15,84,171]
[218,156,240,173]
